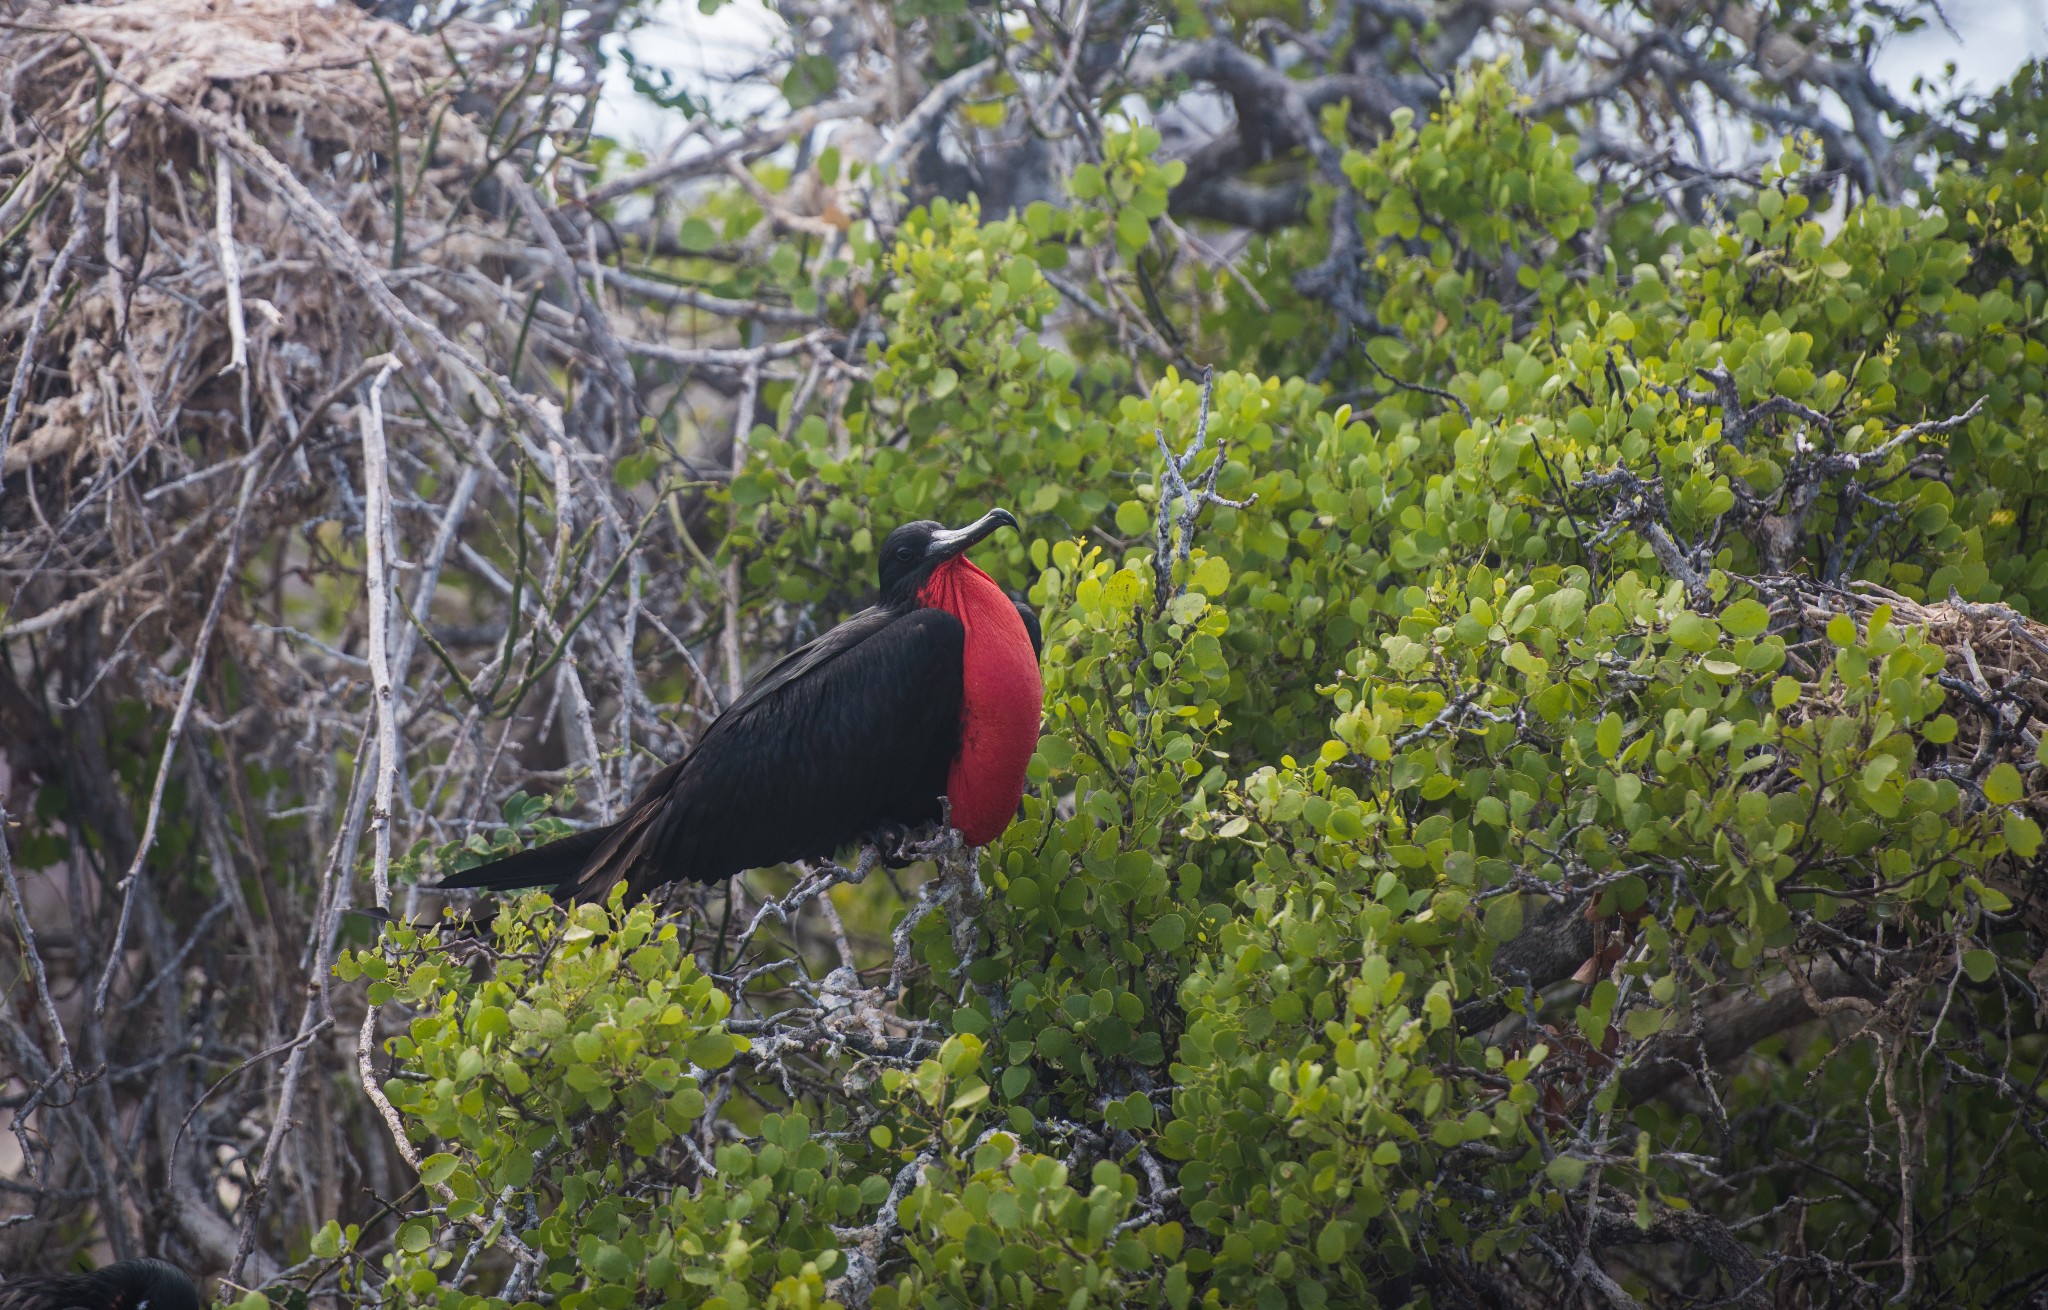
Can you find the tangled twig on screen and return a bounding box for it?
[1151,367,1256,614]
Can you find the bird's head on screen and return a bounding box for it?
[877,509,1018,606]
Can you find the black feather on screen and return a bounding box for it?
[1014,598,1043,658]
[438,825,611,893]
[440,605,966,903]
[0,1260,200,1310]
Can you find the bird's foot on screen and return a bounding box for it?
[871,821,961,868]
[906,825,965,864]
[863,822,912,869]
[864,818,950,867]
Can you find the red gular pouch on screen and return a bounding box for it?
[918,554,1045,846]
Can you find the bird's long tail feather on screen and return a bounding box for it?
[436,826,613,897]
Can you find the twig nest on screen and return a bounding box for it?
[1756,574,2048,815]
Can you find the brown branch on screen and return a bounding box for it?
[582,96,882,208]
[1621,961,1884,1101]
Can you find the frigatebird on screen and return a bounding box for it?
[439,509,1044,904]
[0,1260,201,1310]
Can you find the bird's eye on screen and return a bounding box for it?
[896,546,916,560]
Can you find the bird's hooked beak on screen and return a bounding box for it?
[925,508,1019,562]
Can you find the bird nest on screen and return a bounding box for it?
[0,0,536,505]
[1758,574,2048,815]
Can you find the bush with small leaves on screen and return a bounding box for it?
[322,59,2047,1310]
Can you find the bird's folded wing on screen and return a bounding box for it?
[560,606,968,902]
[706,604,901,732]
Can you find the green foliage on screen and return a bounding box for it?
[333,59,2048,1310]
[332,888,1197,1309]
[1344,73,1591,253]
[1171,563,2027,1292]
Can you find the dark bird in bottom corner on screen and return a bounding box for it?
[0,1260,202,1310]
[438,508,1045,905]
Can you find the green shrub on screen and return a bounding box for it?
[328,62,2047,1310]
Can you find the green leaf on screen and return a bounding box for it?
[1191,555,1230,595]
[309,1221,344,1259]
[613,449,659,488]
[1546,1155,1588,1188]
[1483,894,1524,943]
[419,1153,459,1188]
[1149,912,1187,951]
[1668,612,1721,653]
[1624,1007,1664,1039]
[1984,763,2024,806]
[1117,205,1152,252]
[965,1223,1002,1263]
[590,1242,635,1282]
[677,217,717,252]
[1595,712,1622,760]
[1961,949,1997,984]
[1719,597,1771,639]
[949,1080,991,1111]
[2005,813,2042,859]
[688,1031,738,1070]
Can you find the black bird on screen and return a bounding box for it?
[0,1260,201,1310]
[439,509,1045,905]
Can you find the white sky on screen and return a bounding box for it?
[1871,0,2048,97]
[595,0,785,155]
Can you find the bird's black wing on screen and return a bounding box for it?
[710,604,903,733]
[0,1261,199,1310]
[557,606,967,902]
[1015,598,1043,658]
[441,605,934,899]
[435,824,613,894]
